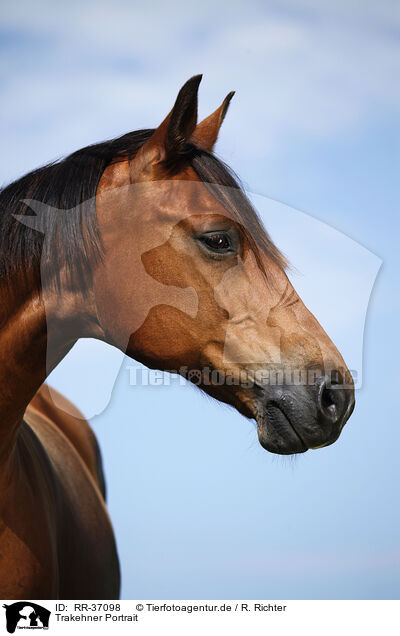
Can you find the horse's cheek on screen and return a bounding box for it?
[127,305,204,370]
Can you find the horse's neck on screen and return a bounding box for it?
[0,278,102,463]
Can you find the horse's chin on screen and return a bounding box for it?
[256,405,308,455]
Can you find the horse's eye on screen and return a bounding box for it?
[201,233,232,252]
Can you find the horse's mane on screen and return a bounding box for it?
[0,129,286,289]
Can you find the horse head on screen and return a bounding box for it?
[92,75,355,454]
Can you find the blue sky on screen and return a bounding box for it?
[1,0,399,599]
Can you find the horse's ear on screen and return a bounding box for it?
[190,91,235,152]
[131,75,202,180]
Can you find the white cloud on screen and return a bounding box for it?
[1,0,399,182]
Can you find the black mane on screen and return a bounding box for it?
[0,129,286,290]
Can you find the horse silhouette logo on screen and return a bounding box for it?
[3,602,50,633]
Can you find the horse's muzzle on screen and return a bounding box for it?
[256,375,355,455]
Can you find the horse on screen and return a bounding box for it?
[0,75,354,599]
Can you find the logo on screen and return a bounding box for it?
[3,603,50,634]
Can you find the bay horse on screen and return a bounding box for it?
[0,75,354,599]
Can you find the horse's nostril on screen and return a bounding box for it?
[321,386,336,414]
[317,375,350,424]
